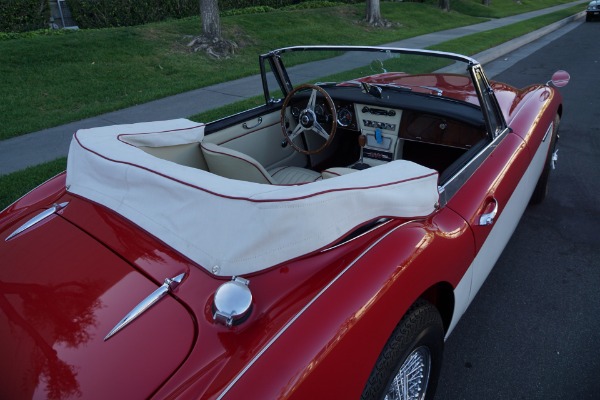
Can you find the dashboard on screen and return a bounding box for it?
[287,87,487,169]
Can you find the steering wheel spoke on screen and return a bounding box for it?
[312,122,330,141]
[280,84,337,155]
[288,123,304,141]
[307,89,318,111]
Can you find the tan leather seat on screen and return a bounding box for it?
[200,142,322,185]
[321,167,358,179]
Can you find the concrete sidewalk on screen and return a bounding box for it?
[0,0,587,176]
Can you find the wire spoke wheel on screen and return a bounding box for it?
[361,300,443,400]
[384,346,431,400]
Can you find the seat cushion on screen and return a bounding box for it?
[200,142,275,184]
[268,166,322,185]
[321,167,358,179]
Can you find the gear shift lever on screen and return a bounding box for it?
[353,134,370,170]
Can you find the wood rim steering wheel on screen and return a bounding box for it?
[280,84,337,155]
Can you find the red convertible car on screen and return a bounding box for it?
[0,46,568,399]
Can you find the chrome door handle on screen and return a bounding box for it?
[242,117,262,130]
[479,198,498,226]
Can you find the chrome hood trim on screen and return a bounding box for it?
[104,273,186,341]
[5,202,69,241]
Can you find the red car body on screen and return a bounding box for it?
[0,47,567,399]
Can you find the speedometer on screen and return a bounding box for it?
[337,107,353,127]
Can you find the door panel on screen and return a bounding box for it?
[447,131,530,303]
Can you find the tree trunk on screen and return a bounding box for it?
[200,0,221,40]
[439,0,450,11]
[366,0,384,26]
[482,0,490,5]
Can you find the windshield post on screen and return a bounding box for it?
[260,51,294,104]
[470,64,506,138]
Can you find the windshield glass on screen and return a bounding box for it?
[266,47,480,106]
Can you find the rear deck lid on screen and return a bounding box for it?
[0,212,194,399]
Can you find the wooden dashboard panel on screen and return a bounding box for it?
[399,110,486,149]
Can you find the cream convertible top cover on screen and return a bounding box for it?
[67,119,440,276]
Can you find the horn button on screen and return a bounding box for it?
[299,109,316,128]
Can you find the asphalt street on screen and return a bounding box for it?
[436,20,600,400]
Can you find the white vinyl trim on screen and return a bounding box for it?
[446,125,552,339]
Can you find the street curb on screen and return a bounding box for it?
[474,11,586,64]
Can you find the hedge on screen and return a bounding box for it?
[0,0,49,33]
[0,0,361,32]
[67,0,360,29]
[66,0,199,28]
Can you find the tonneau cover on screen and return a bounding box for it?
[67,119,439,276]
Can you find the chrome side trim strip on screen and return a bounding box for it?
[216,221,409,399]
[322,218,392,252]
[5,202,69,241]
[104,273,185,341]
[542,122,553,142]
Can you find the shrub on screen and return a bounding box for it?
[221,6,276,17]
[0,0,49,33]
[66,0,199,28]
[66,0,362,29]
[282,1,341,10]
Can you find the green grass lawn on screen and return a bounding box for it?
[0,0,583,209]
[0,158,66,211]
[0,0,578,141]
[431,3,583,54]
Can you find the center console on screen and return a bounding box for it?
[354,104,403,166]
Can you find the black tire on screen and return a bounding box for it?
[530,114,560,205]
[586,14,591,22]
[361,300,444,400]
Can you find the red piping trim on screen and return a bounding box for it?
[322,169,341,177]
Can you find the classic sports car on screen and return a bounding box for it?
[586,0,600,21]
[0,46,568,399]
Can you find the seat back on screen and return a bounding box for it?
[200,142,276,184]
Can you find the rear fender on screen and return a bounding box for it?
[219,209,473,399]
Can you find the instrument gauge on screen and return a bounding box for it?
[314,104,325,116]
[337,107,353,127]
[291,106,300,118]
